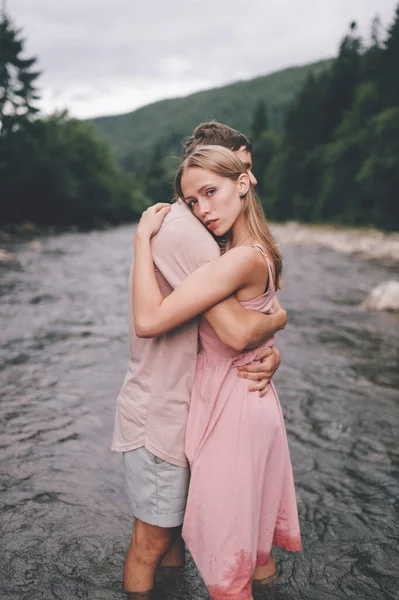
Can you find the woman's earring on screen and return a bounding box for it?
[240,191,247,198]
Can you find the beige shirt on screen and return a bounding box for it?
[111,201,220,467]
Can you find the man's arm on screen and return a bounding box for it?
[150,208,221,288]
[238,346,281,396]
[204,297,287,353]
[150,214,283,349]
[151,210,283,392]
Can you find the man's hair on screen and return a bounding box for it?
[181,121,252,160]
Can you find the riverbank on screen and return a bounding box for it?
[2,220,399,263]
[270,222,399,262]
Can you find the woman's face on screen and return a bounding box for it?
[181,167,248,236]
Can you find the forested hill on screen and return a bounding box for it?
[2,4,397,231]
[91,59,332,168]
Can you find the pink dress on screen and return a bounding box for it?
[182,247,302,600]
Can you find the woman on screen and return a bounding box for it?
[133,146,301,600]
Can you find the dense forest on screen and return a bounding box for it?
[0,14,146,227]
[1,5,398,230]
[255,9,399,231]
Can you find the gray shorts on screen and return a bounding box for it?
[123,447,190,528]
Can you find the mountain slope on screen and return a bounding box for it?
[91,59,332,168]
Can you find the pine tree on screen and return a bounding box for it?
[0,12,40,137]
[362,15,384,95]
[318,25,362,141]
[251,100,268,142]
[382,3,399,105]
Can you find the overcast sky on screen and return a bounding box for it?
[8,0,398,119]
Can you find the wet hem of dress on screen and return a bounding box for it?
[272,533,302,553]
[208,590,251,600]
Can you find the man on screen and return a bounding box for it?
[111,122,285,598]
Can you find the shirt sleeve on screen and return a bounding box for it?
[151,214,220,289]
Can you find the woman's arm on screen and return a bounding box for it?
[133,229,259,338]
[204,298,287,352]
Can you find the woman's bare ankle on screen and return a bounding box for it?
[253,554,276,580]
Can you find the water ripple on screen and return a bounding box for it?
[0,225,398,599]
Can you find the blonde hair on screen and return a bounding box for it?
[175,145,282,289]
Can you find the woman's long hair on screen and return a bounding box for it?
[175,145,282,289]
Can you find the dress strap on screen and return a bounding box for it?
[250,245,274,291]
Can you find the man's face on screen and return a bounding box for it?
[235,146,257,186]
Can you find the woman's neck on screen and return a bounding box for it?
[229,213,255,248]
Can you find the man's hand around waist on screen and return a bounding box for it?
[271,296,287,330]
[237,346,281,397]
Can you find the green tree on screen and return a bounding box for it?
[0,12,145,227]
[252,130,280,198]
[360,16,384,111]
[284,72,327,150]
[1,112,139,226]
[0,13,40,136]
[268,146,297,221]
[317,26,362,143]
[357,107,399,230]
[145,143,175,204]
[316,82,380,224]
[251,100,268,142]
[381,4,399,106]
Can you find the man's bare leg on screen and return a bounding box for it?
[156,528,185,598]
[159,526,185,568]
[124,518,173,593]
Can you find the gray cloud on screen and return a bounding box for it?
[9,0,398,117]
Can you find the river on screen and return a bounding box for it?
[1,224,398,600]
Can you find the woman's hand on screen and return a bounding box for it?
[136,203,171,240]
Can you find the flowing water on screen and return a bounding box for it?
[1,224,398,600]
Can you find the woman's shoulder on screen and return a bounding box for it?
[225,244,268,263]
[219,245,269,294]
[221,245,269,275]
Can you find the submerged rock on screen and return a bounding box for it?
[361,280,399,312]
[28,240,42,251]
[0,248,17,262]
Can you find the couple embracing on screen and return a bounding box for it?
[111,122,301,600]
